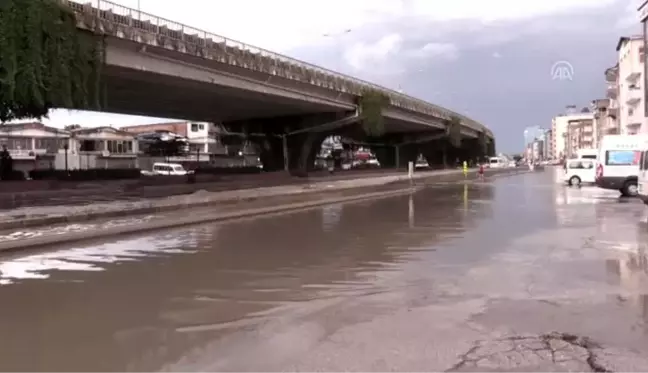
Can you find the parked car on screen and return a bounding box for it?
[150,162,193,176]
[564,158,596,186]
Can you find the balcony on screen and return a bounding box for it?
[627,122,643,133]
[626,71,641,82]
[607,84,618,99]
[626,87,643,105]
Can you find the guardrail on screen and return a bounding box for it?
[62,0,492,138]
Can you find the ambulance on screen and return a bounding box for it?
[595,135,646,197]
[635,137,648,203]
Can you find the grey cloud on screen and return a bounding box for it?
[289,0,637,152]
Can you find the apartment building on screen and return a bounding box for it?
[565,118,595,158]
[550,113,594,160]
[591,98,618,146]
[640,0,648,116]
[543,129,552,159]
[605,65,621,135]
[617,35,645,134]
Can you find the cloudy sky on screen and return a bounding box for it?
[39,0,640,152]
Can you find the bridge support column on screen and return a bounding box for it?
[488,139,496,157]
[286,131,329,176]
[420,139,452,169]
[257,136,285,172]
[233,112,357,175]
[398,144,419,168]
[282,135,289,172]
[373,147,397,168]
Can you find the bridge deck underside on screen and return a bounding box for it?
[100,65,449,136]
[101,65,342,122]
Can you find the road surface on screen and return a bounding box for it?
[2,168,648,371]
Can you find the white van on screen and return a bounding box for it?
[564,158,596,186]
[635,140,648,204]
[577,148,597,160]
[151,162,191,176]
[595,135,646,197]
[488,157,506,168]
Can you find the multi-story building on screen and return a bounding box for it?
[531,139,544,160]
[639,0,648,117]
[565,118,595,158]
[591,98,618,145]
[550,113,594,161]
[121,121,221,156]
[617,35,645,134]
[605,65,621,135]
[544,129,552,159]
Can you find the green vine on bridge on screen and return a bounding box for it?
[0,0,105,123]
[445,115,462,148]
[358,89,390,137]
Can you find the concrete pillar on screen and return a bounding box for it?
[395,145,400,169]
[408,194,415,228]
[373,147,396,168]
[398,144,419,168]
[282,135,289,172]
[235,112,344,174]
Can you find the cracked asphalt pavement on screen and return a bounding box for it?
[3,169,648,371]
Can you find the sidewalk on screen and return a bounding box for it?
[0,168,522,232]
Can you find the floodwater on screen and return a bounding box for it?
[2,169,648,371]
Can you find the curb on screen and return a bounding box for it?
[0,168,524,232]
[0,186,422,253]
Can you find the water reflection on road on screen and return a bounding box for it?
[3,170,648,371]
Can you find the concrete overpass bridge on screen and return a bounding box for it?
[62,0,496,172]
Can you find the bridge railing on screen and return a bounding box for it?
[62,0,491,137]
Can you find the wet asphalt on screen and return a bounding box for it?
[1,168,648,371]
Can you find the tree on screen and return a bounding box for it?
[0,0,104,123]
[64,124,82,131]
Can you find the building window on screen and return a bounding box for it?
[35,138,67,152]
[80,140,99,152]
[3,137,32,150]
[191,123,199,132]
[106,140,133,153]
[198,124,205,130]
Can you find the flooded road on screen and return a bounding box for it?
[2,169,648,371]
